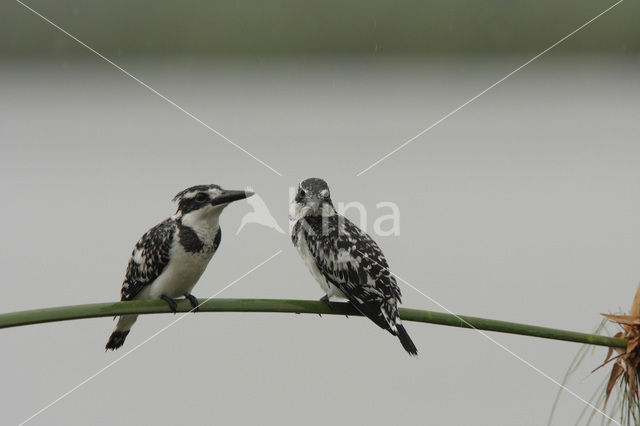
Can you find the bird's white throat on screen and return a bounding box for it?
[178,204,224,233]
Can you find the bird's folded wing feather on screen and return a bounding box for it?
[121,218,175,301]
[302,215,402,331]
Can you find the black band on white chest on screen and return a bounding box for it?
[177,221,222,254]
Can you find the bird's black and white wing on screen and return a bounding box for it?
[294,214,403,333]
[121,218,176,301]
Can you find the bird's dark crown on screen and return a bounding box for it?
[296,178,333,205]
[299,178,329,194]
[173,184,221,202]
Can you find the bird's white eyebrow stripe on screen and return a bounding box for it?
[14,0,284,177]
[18,250,283,426]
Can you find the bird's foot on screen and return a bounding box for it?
[184,293,200,312]
[161,295,178,313]
[320,295,336,310]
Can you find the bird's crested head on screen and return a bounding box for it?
[291,177,335,219]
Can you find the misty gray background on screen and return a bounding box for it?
[2,1,640,425]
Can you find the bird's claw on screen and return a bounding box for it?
[185,293,200,312]
[320,295,336,310]
[161,295,178,313]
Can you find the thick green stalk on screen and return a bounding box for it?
[0,298,627,349]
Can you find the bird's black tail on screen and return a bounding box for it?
[396,324,418,356]
[105,314,138,351]
[105,330,129,350]
[345,298,418,356]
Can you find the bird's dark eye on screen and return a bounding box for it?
[195,193,208,203]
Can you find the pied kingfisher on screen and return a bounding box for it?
[290,178,417,355]
[106,184,253,350]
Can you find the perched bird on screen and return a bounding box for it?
[236,187,285,235]
[106,184,253,350]
[290,178,417,355]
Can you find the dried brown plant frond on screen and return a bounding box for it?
[598,282,640,423]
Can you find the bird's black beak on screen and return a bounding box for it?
[305,197,321,212]
[212,189,254,206]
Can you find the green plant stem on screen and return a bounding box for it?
[0,298,627,349]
